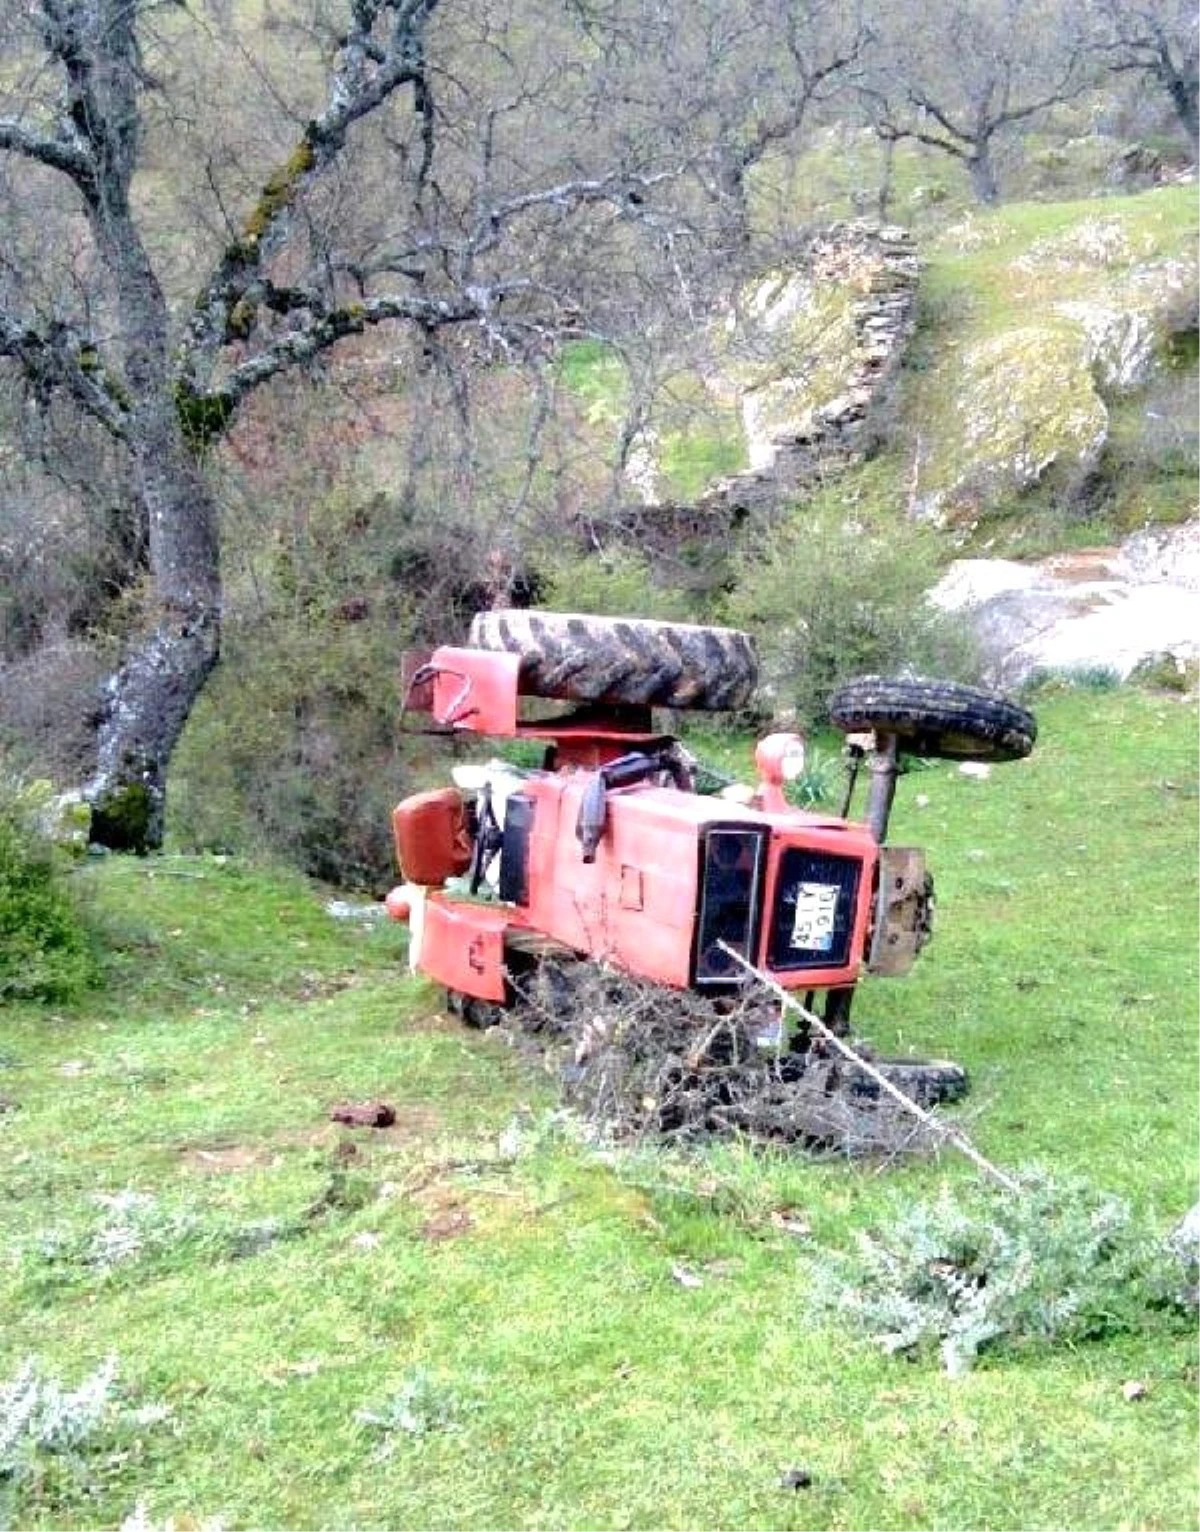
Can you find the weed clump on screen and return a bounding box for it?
[808,1170,1190,1374]
[355,1369,462,1453]
[1022,664,1122,694]
[1,1356,118,1484]
[0,1355,167,1526]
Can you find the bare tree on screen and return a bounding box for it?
[684,0,872,246]
[1090,0,1198,159]
[576,0,870,250]
[861,0,1094,204]
[0,0,695,848]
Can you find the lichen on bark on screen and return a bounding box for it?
[243,138,318,244]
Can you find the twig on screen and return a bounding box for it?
[716,944,1020,1194]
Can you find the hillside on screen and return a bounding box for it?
[574,184,1197,546]
[1,686,1197,1530]
[3,17,1198,1525]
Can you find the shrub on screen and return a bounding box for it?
[2,1355,121,1526]
[0,640,115,784]
[723,490,981,726]
[808,1170,1187,1375]
[171,480,544,888]
[1,1355,168,1527]
[355,1369,462,1454]
[0,775,97,1002]
[1127,652,1196,694]
[1,1357,119,1487]
[168,610,407,889]
[537,546,695,621]
[1022,664,1123,695]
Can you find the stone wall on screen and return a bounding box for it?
[702,221,920,518]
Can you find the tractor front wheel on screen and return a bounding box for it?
[829,676,1036,762]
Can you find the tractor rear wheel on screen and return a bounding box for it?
[467,610,758,711]
[828,676,1036,762]
[852,1057,970,1108]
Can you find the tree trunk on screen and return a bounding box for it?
[1163,63,1199,158]
[85,446,221,852]
[84,209,222,852]
[968,141,1000,205]
[715,155,754,248]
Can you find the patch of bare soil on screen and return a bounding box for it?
[291,972,360,1003]
[374,1105,445,1144]
[418,1200,475,1242]
[181,1144,280,1175]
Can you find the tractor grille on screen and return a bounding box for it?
[766,848,861,972]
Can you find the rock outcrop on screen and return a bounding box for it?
[913,204,1197,525]
[931,521,1200,687]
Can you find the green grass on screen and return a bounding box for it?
[555,339,627,405]
[2,689,1197,1530]
[555,341,748,503]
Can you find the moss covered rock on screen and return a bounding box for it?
[910,190,1198,530]
[720,273,863,465]
[919,325,1109,521]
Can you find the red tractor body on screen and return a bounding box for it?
[383,619,994,1033]
[406,777,883,1002]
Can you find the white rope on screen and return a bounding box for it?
[716,943,1020,1193]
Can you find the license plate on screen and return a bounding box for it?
[791,882,839,951]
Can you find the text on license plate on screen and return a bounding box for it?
[790,882,839,951]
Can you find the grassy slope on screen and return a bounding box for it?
[908,186,1199,540]
[808,185,1199,557]
[1,687,1197,1531]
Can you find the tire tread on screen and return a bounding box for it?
[469,609,758,711]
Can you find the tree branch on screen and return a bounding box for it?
[904,89,973,148]
[0,309,130,438]
[887,56,1089,163]
[0,118,95,190]
[876,118,972,165]
[218,289,489,410]
[464,168,682,262]
[179,0,440,387]
[32,0,141,200]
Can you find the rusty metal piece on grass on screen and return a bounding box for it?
[329,1101,396,1128]
[867,846,934,976]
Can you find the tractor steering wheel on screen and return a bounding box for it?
[467,784,504,894]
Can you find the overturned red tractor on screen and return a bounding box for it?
[386,612,1036,1136]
